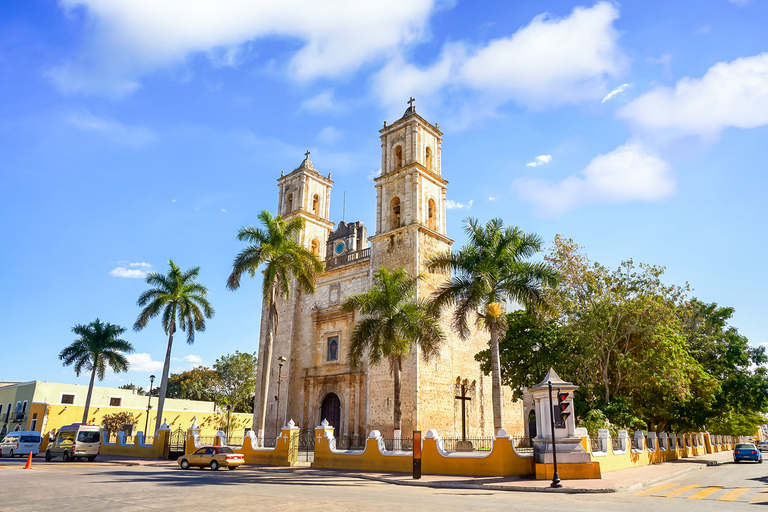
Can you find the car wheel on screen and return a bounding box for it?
[180,459,190,470]
[45,450,52,461]
[87,456,96,462]
[228,466,236,471]
[9,450,13,458]
[210,460,219,471]
[734,459,739,463]
[63,451,71,462]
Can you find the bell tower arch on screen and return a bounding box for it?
[277,151,335,260]
[370,98,453,278]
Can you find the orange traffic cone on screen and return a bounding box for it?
[24,452,32,469]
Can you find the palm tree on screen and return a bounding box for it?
[134,260,214,434]
[59,319,134,424]
[341,266,445,435]
[226,210,323,438]
[427,217,558,433]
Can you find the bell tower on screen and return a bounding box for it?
[370,98,453,277]
[277,151,335,260]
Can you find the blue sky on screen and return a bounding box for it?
[2,0,767,388]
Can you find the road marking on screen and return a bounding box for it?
[633,483,679,496]
[718,487,751,501]
[662,484,701,498]
[750,490,768,504]
[687,486,724,500]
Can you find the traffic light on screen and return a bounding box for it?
[557,389,571,423]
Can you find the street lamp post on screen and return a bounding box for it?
[226,404,232,443]
[531,342,541,378]
[144,375,155,437]
[548,380,562,488]
[274,356,287,440]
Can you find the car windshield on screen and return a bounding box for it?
[219,447,234,453]
[20,436,41,443]
[77,431,100,443]
[736,443,755,450]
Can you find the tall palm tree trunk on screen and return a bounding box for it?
[154,322,175,434]
[489,323,503,433]
[82,362,97,424]
[255,283,277,440]
[393,355,402,433]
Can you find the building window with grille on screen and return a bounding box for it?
[60,393,75,405]
[109,397,122,407]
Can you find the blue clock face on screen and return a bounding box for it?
[334,241,345,255]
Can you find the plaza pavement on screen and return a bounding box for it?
[93,449,735,494]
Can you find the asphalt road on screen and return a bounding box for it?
[0,456,766,511]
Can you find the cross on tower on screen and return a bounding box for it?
[407,97,416,110]
[305,150,311,158]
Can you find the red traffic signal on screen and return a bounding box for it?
[557,389,571,423]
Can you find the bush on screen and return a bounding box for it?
[581,409,610,438]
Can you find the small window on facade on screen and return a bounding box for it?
[311,239,320,256]
[313,194,320,215]
[109,397,122,407]
[428,198,437,230]
[5,403,10,421]
[21,401,27,414]
[286,193,293,214]
[425,147,432,170]
[391,197,401,229]
[61,394,75,405]
[395,146,403,169]
[327,337,339,361]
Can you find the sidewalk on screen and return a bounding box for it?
[97,449,734,494]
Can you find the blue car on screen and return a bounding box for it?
[734,443,763,463]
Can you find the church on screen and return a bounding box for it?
[253,101,524,442]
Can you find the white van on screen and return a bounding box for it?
[0,431,42,458]
[45,423,101,462]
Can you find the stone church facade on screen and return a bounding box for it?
[254,103,524,441]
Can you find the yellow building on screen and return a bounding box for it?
[0,381,249,439]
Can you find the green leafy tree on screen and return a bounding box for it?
[427,218,557,432]
[134,260,214,434]
[118,383,145,394]
[59,319,134,424]
[342,266,445,434]
[475,310,576,401]
[214,351,259,413]
[227,210,323,437]
[101,412,138,436]
[165,366,222,402]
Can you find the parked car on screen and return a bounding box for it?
[757,441,768,452]
[177,446,245,470]
[45,423,101,462]
[0,431,42,458]
[734,443,763,463]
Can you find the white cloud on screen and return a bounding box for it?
[525,155,553,167]
[601,83,631,103]
[373,2,628,115]
[300,90,343,114]
[129,262,151,268]
[446,199,473,209]
[617,53,768,141]
[488,197,495,201]
[317,126,343,146]
[512,141,674,217]
[183,355,204,364]
[66,110,156,145]
[110,267,149,278]
[126,353,164,373]
[52,0,437,95]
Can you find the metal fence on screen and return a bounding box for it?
[440,437,495,453]
[382,437,414,452]
[335,435,367,451]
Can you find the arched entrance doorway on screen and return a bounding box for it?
[321,393,341,436]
